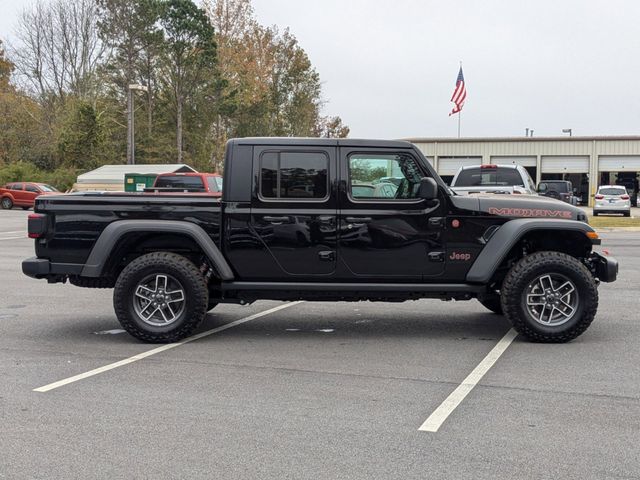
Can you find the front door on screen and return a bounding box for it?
[337,148,446,280]
[248,145,338,280]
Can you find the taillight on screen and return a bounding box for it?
[28,213,47,238]
[595,194,604,200]
[621,194,630,200]
[480,164,498,169]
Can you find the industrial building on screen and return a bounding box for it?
[407,136,640,206]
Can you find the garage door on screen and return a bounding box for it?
[437,157,482,176]
[541,156,589,173]
[490,156,536,167]
[598,156,640,172]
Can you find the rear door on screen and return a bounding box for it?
[11,183,26,205]
[24,184,41,205]
[247,145,338,279]
[337,148,446,280]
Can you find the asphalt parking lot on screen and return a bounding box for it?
[1,208,639,479]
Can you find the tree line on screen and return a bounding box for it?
[0,0,349,189]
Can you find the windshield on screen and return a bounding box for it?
[155,175,204,189]
[39,184,59,192]
[207,176,223,192]
[453,168,524,187]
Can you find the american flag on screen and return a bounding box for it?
[449,66,466,116]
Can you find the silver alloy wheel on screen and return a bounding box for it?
[1,198,11,208]
[524,273,579,327]
[133,274,186,327]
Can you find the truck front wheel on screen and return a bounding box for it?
[113,252,209,343]
[501,251,598,343]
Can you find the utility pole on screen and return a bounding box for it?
[127,84,149,165]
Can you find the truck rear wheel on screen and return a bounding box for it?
[501,251,598,343]
[113,252,208,343]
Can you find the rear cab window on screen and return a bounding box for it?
[155,175,205,190]
[454,167,524,187]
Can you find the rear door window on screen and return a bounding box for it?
[25,185,40,193]
[259,151,329,200]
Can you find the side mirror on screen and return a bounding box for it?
[418,177,438,200]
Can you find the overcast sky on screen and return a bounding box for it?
[2,0,640,139]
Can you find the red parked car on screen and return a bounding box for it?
[0,182,60,210]
[145,172,223,196]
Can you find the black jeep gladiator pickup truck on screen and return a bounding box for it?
[23,138,617,343]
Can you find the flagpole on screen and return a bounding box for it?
[457,60,462,138]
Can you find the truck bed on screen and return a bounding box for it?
[34,192,222,265]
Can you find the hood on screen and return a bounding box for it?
[451,193,586,221]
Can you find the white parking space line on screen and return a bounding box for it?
[34,301,303,393]
[418,328,518,433]
[0,236,26,241]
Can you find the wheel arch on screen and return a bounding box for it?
[466,219,597,285]
[80,220,234,281]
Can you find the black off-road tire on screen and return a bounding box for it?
[113,252,208,343]
[501,251,598,343]
[592,211,598,216]
[624,211,631,217]
[207,300,218,312]
[477,294,503,315]
[1,197,13,209]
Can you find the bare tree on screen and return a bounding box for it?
[10,0,106,105]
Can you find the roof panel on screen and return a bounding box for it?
[77,164,197,183]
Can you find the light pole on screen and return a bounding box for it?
[127,83,149,165]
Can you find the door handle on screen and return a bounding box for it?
[318,250,335,261]
[263,216,290,224]
[345,217,372,223]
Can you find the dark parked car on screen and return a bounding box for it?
[536,180,579,205]
[23,138,617,344]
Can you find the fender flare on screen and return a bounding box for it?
[465,218,597,284]
[80,220,234,280]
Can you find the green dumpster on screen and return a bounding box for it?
[124,173,158,192]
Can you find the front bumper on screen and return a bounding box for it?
[590,252,618,283]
